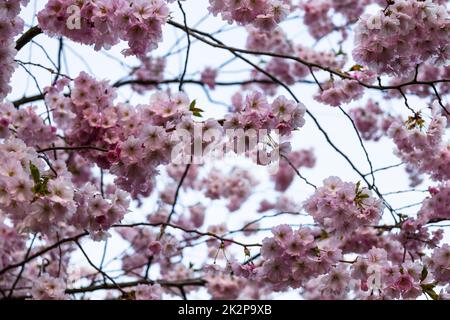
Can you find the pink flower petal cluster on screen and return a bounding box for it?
[314,79,364,107]
[417,182,450,224]
[206,273,252,300]
[37,0,169,57]
[224,91,306,136]
[130,56,166,94]
[353,0,450,76]
[300,0,334,39]
[245,26,345,94]
[133,284,162,300]
[387,63,450,98]
[0,217,26,271]
[427,244,450,284]
[252,225,342,291]
[0,138,75,235]
[31,274,67,300]
[202,168,258,212]
[0,102,57,145]
[349,99,390,141]
[258,194,300,214]
[0,1,28,99]
[304,177,384,236]
[46,74,189,199]
[208,0,291,32]
[271,149,315,191]
[0,125,130,239]
[117,227,160,272]
[300,0,376,40]
[117,222,181,275]
[200,67,218,89]
[71,183,130,240]
[396,219,442,258]
[350,248,425,299]
[246,26,292,54]
[387,106,449,182]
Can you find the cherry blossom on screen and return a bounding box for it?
[0,0,450,302]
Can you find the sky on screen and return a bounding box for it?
[8,0,448,299]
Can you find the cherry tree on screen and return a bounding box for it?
[0,0,449,300]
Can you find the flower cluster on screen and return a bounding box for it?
[294,44,346,75]
[353,0,450,76]
[349,248,428,299]
[300,0,377,40]
[300,0,334,39]
[271,149,315,192]
[117,221,182,276]
[206,274,245,300]
[71,183,130,240]
[31,274,67,300]
[251,225,342,291]
[37,0,169,57]
[0,102,57,145]
[314,79,364,107]
[130,56,166,94]
[224,91,306,136]
[0,138,74,235]
[246,26,292,54]
[349,99,396,141]
[46,73,183,199]
[396,218,442,259]
[427,244,450,284]
[387,63,450,98]
[0,135,130,239]
[208,0,291,32]
[417,182,450,224]
[258,194,300,214]
[304,177,384,236]
[132,283,163,300]
[202,168,258,212]
[245,26,345,94]
[0,217,26,271]
[0,0,28,100]
[201,67,218,89]
[387,106,449,182]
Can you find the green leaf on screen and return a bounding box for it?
[192,109,204,117]
[421,266,428,281]
[355,181,361,193]
[189,99,197,111]
[189,99,204,117]
[29,161,40,185]
[421,284,439,300]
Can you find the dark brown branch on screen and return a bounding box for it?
[177,1,191,91]
[117,222,262,248]
[166,165,191,225]
[13,78,315,108]
[37,146,108,153]
[281,155,317,189]
[66,278,206,295]
[15,26,43,51]
[0,233,88,277]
